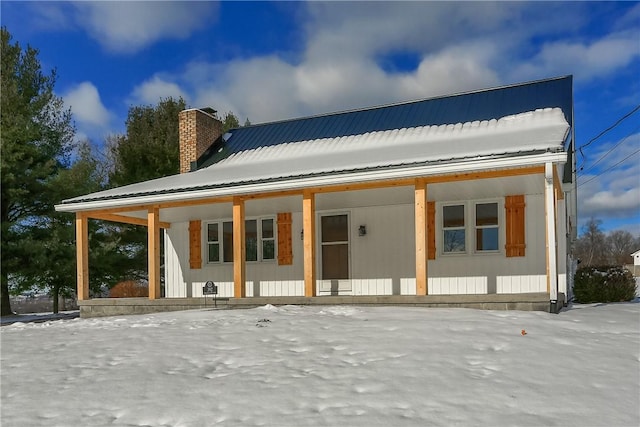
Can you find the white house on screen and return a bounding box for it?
[56,76,577,315]
[632,250,640,266]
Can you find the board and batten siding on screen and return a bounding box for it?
[164,193,560,297]
[164,223,189,298]
[164,213,305,298]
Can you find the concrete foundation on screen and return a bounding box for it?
[78,293,564,318]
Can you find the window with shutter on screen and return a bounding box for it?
[505,195,526,257]
[208,217,275,263]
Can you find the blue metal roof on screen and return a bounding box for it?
[199,76,573,168]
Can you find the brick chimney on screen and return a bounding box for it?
[178,108,223,173]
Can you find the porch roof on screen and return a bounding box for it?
[57,106,569,212]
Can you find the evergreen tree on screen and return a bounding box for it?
[221,111,240,133]
[18,141,128,312]
[1,27,74,315]
[107,98,187,287]
[109,97,187,186]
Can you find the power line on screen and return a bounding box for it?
[579,125,639,176]
[577,147,640,188]
[578,104,640,151]
[577,104,640,170]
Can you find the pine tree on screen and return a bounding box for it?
[1,27,74,315]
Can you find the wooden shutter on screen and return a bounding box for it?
[427,201,436,260]
[505,195,526,257]
[277,212,293,265]
[189,220,202,269]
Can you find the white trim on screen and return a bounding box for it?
[438,198,504,256]
[473,200,501,254]
[441,203,467,254]
[318,211,352,282]
[56,152,567,212]
[545,162,558,301]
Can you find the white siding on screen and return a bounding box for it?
[353,279,393,295]
[430,194,546,293]
[164,224,188,298]
[349,204,415,285]
[401,278,416,295]
[497,275,546,293]
[190,281,234,298]
[249,281,304,297]
[558,274,567,296]
[164,188,553,298]
[430,277,487,295]
[557,198,567,274]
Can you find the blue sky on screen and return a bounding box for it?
[2,1,639,236]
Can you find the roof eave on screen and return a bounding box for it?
[55,151,567,213]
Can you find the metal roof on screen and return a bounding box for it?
[57,107,570,212]
[199,75,573,168]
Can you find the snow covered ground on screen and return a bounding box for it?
[1,303,639,427]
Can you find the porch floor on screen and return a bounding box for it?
[78,293,565,318]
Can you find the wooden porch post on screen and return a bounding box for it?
[75,213,89,300]
[545,163,558,301]
[303,190,316,297]
[233,197,246,298]
[415,179,428,295]
[148,207,161,299]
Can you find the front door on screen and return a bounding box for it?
[320,214,350,280]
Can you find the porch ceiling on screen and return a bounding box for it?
[111,173,544,225]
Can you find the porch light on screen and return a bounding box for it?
[358,225,367,236]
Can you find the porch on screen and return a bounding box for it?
[77,292,565,318]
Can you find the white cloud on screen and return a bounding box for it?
[25,2,74,32]
[578,135,640,222]
[582,187,640,215]
[395,43,500,99]
[129,76,190,106]
[72,2,217,54]
[63,82,112,129]
[511,31,640,82]
[142,2,638,125]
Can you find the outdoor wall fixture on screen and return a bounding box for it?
[358,225,367,236]
[300,229,304,240]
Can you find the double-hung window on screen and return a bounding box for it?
[475,203,499,252]
[207,223,220,262]
[207,217,275,263]
[261,218,275,261]
[441,201,500,255]
[443,204,466,253]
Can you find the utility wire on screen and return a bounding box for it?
[579,125,639,176]
[577,104,640,170]
[577,147,640,188]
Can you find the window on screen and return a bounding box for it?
[441,200,501,255]
[246,219,258,261]
[207,223,219,262]
[207,217,276,263]
[223,221,234,262]
[443,204,465,253]
[475,203,498,252]
[261,218,275,260]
